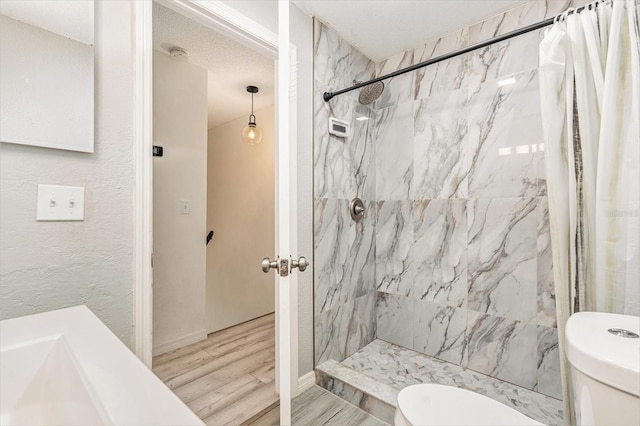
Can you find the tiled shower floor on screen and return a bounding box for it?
[317,339,563,425]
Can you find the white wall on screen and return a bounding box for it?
[0,1,134,345]
[206,106,275,333]
[0,0,315,373]
[152,52,208,354]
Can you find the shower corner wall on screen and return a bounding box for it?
[312,0,593,402]
[313,19,378,366]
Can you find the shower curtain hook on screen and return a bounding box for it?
[554,10,564,24]
[563,7,575,22]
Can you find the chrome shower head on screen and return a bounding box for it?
[358,81,385,105]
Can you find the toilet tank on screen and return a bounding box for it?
[565,312,640,426]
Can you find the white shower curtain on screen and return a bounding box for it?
[539,0,639,424]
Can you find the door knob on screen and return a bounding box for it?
[262,257,278,273]
[291,256,309,272]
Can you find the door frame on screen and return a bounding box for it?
[133,0,299,396]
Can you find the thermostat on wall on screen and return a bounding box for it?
[328,117,350,138]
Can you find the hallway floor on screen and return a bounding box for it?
[153,313,277,425]
[250,385,388,426]
[153,313,385,425]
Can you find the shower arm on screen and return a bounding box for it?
[323,2,597,102]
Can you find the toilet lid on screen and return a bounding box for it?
[396,384,543,426]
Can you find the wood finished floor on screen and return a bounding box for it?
[153,313,278,425]
[154,314,385,425]
[250,385,388,426]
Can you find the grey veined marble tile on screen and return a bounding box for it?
[375,200,413,297]
[374,102,413,201]
[314,80,354,199]
[467,197,537,323]
[535,325,562,399]
[464,30,543,91]
[413,28,470,99]
[350,45,376,90]
[466,311,538,390]
[412,90,470,200]
[314,96,376,200]
[412,200,467,308]
[350,103,376,200]
[467,0,572,46]
[315,292,376,365]
[313,22,376,200]
[467,70,542,199]
[413,300,468,365]
[342,340,563,425]
[376,292,414,349]
[314,198,375,315]
[313,21,353,96]
[374,49,415,110]
[536,197,557,328]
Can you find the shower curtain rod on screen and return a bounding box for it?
[323,3,597,102]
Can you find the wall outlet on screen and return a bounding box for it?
[36,184,85,221]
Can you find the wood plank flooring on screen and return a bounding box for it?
[249,385,388,426]
[153,313,278,425]
[154,314,385,425]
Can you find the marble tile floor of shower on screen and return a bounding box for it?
[316,339,564,426]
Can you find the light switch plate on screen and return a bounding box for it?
[179,200,190,215]
[36,184,85,221]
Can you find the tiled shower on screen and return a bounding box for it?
[312,0,591,406]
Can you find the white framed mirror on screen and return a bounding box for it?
[0,0,94,153]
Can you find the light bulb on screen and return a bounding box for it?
[242,123,263,145]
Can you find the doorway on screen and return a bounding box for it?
[150,1,276,354]
[135,1,304,422]
[149,2,277,423]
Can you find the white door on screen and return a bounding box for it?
[271,2,301,425]
[134,1,301,422]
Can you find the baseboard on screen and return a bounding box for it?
[152,329,207,356]
[297,371,316,395]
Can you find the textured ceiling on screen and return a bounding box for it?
[153,3,274,129]
[293,0,528,61]
[0,0,93,44]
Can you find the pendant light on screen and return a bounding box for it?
[242,85,263,145]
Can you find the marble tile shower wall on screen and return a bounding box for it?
[314,20,378,366]
[314,0,589,400]
[373,0,589,400]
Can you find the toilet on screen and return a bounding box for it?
[394,384,543,425]
[394,312,640,426]
[565,311,640,425]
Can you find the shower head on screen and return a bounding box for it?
[358,81,385,105]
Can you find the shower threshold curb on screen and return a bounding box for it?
[315,359,397,424]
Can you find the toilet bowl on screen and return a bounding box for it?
[565,312,640,425]
[394,384,543,426]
